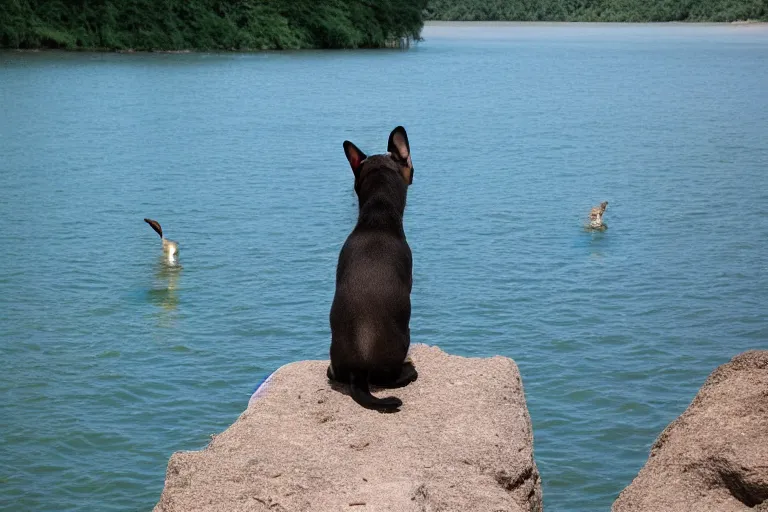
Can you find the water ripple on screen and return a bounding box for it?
[2,25,768,512]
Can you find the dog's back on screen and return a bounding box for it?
[331,186,412,370]
[329,128,416,410]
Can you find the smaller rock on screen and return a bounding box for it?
[612,350,768,512]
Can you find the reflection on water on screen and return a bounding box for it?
[585,228,608,258]
[147,257,181,327]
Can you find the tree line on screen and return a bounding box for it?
[0,0,427,50]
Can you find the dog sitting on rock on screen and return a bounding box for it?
[327,126,418,411]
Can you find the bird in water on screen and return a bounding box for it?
[144,218,179,264]
[587,201,608,231]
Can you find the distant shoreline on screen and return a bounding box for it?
[420,20,768,39]
[424,20,768,27]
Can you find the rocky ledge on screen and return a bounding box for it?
[154,344,542,512]
[613,350,768,512]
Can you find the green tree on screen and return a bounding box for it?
[0,0,428,50]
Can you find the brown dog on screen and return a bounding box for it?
[328,126,418,411]
[588,201,608,231]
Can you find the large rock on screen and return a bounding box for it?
[155,344,542,512]
[613,350,768,512]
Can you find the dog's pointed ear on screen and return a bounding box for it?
[343,141,366,175]
[388,126,413,184]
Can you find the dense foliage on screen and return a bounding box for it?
[424,0,768,22]
[3,0,764,51]
[0,0,427,50]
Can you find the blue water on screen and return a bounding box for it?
[1,22,767,512]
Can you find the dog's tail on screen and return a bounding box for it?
[349,370,402,411]
[144,218,163,239]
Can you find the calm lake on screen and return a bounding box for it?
[1,22,767,512]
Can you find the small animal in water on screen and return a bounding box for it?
[144,218,179,264]
[327,126,419,411]
[587,201,608,231]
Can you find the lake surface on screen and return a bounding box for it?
[1,22,767,512]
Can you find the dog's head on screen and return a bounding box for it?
[343,126,413,196]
